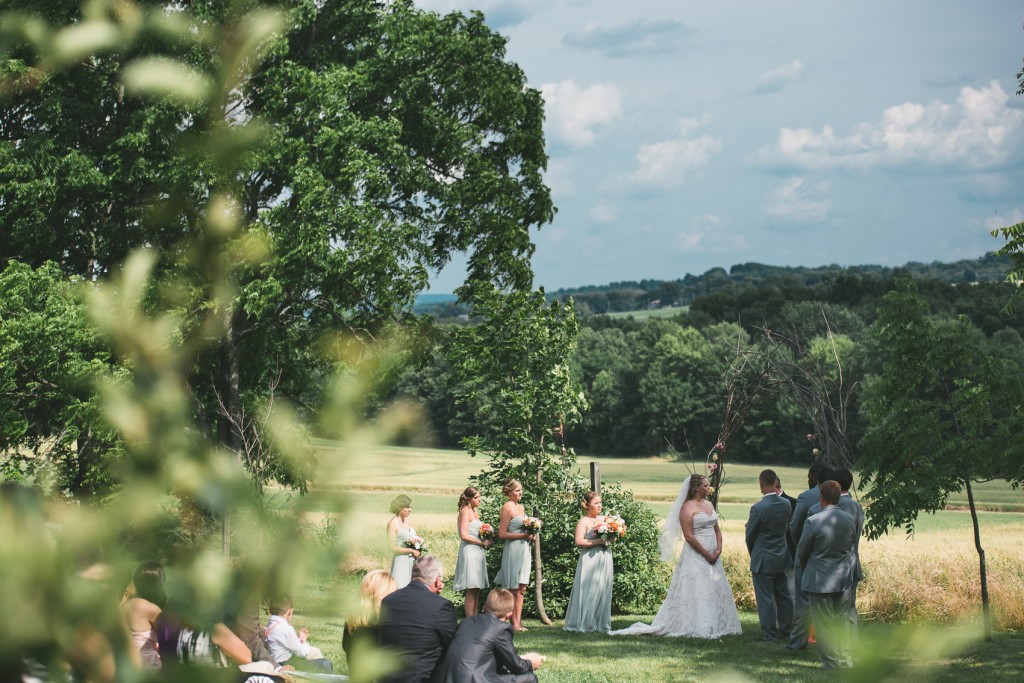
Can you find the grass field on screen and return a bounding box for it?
[283,444,1024,681]
[604,305,689,320]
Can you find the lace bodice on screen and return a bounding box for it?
[690,511,718,552]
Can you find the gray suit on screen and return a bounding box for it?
[838,493,864,666]
[787,485,818,650]
[797,505,857,670]
[746,493,794,641]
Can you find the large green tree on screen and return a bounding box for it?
[858,278,1024,639]
[1,0,554,487]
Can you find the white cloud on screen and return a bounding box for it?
[630,116,722,188]
[754,59,806,94]
[562,18,696,57]
[412,0,543,28]
[590,200,618,223]
[540,80,623,148]
[761,80,1024,172]
[543,159,574,198]
[675,215,747,253]
[763,177,832,224]
[982,208,1024,233]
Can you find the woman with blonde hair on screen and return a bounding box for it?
[387,494,418,589]
[493,479,535,632]
[343,570,397,673]
[453,486,491,617]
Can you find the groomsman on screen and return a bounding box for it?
[787,462,824,651]
[746,469,794,642]
[835,467,865,667]
[774,478,797,560]
[796,480,857,670]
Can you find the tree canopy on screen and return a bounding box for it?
[2,0,555,490]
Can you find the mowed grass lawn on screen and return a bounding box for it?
[286,444,1024,682]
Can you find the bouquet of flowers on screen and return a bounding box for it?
[403,534,426,552]
[478,523,495,542]
[594,514,628,543]
[521,517,543,534]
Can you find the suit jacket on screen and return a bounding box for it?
[807,495,864,582]
[779,491,797,559]
[788,485,819,565]
[839,493,865,582]
[431,614,536,683]
[379,581,458,683]
[796,506,857,594]
[746,493,793,574]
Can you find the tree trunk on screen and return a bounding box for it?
[965,478,991,640]
[217,309,244,558]
[532,449,552,625]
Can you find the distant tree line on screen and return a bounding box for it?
[392,270,1024,465]
[542,253,1013,316]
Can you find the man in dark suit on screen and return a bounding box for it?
[379,555,458,683]
[746,469,794,642]
[787,461,824,651]
[432,588,543,683]
[797,480,857,670]
[774,477,797,559]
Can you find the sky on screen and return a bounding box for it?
[416,0,1024,293]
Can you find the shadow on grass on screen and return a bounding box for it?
[508,613,1024,683]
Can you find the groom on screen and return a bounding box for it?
[745,469,794,642]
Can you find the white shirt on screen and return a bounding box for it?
[264,614,310,663]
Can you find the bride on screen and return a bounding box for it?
[609,473,742,638]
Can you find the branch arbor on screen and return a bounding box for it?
[858,278,1024,640]
[705,314,859,508]
[1,0,554,493]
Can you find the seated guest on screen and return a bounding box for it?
[378,555,457,683]
[224,562,280,668]
[155,591,282,681]
[431,589,544,683]
[263,594,333,673]
[121,561,166,669]
[343,570,396,676]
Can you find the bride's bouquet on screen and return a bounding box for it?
[478,523,496,542]
[594,514,628,544]
[403,534,426,552]
[521,517,543,534]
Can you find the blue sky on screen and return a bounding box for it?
[416,0,1024,293]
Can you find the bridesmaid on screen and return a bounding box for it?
[387,494,418,589]
[563,491,613,632]
[453,486,491,616]
[493,478,535,632]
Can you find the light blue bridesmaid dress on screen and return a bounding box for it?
[494,516,532,588]
[453,518,490,591]
[563,526,614,632]
[390,527,417,589]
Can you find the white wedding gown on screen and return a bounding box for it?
[609,511,742,638]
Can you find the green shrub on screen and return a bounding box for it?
[480,473,668,619]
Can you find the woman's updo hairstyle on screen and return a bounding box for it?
[389,494,412,515]
[458,486,479,510]
[684,473,706,502]
[580,490,600,512]
[501,479,522,498]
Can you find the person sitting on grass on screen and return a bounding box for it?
[431,588,544,683]
[263,594,333,673]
